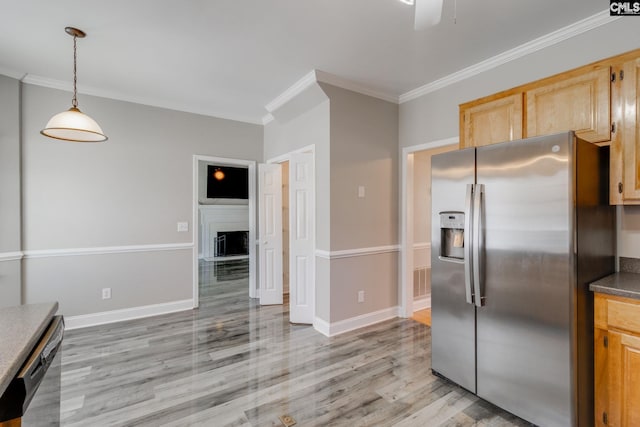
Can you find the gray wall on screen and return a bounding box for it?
[320,83,399,322]
[400,18,640,263]
[264,97,331,251]
[413,145,457,247]
[21,84,263,316]
[413,151,430,247]
[321,83,399,250]
[264,93,332,322]
[264,84,400,323]
[0,75,21,307]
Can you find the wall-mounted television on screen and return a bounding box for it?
[207,165,248,199]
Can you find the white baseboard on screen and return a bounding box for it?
[64,299,194,330]
[313,317,331,337]
[413,296,431,311]
[313,306,399,337]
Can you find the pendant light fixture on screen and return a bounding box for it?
[41,27,108,142]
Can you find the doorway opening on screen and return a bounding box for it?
[282,160,290,306]
[261,145,315,324]
[400,138,458,319]
[192,155,257,308]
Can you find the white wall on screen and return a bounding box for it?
[0,75,21,307]
[400,18,640,262]
[21,83,263,316]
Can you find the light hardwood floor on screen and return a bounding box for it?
[59,260,531,426]
[412,309,431,327]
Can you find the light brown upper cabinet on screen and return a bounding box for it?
[616,57,640,202]
[459,48,640,205]
[460,93,523,149]
[526,66,611,143]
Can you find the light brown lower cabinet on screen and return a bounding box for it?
[594,293,640,426]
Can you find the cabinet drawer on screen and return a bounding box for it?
[608,299,640,334]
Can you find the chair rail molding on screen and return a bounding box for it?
[0,251,24,262]
[314,245,400,260]
[23,243,193,259]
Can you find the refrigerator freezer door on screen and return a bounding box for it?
[475,133,574,426]
[431,148,476,393]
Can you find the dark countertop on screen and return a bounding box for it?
[590,272,640,300]
[0,303,58,397]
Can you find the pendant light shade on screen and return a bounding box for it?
[41,27,107,142]
[41,107,107,142]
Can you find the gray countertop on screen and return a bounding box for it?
[590,272,640,300]
[0,302,58,397]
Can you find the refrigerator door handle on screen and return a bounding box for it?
[464,183,474,305]
[473,183,485,307]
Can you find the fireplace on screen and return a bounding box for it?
[215,231,249,257]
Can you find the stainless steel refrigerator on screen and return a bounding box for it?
[431,131,615,427]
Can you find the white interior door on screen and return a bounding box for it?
[288,152,315,324]
[259,163,283,305]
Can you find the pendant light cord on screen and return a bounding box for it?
[72,34,78,108]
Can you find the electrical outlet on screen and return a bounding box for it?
[358,290,365,303]
[177,222,189,232]
[358,186,365,198]
[102,288,111,300]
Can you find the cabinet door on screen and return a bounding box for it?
[526,66,611,143]
[608,330,640,426]
[460,93,523,148]
[621,57,640,201]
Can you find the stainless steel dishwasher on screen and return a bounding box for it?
[0,316,64,426]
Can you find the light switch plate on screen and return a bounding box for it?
[177,222,189,232]
[358,186,365,198]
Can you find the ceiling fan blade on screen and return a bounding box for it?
[414,0,443,30]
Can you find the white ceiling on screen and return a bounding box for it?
[0,0,607,124]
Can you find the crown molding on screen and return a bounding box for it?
[21,74,264,125]
[0,65,25,80]
[399,10,620,103]
[265,70,319,113]
[262,113,275,125]
[315,70,399,104]
[264,69,400,116]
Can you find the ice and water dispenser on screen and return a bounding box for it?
[439,212,465,261]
